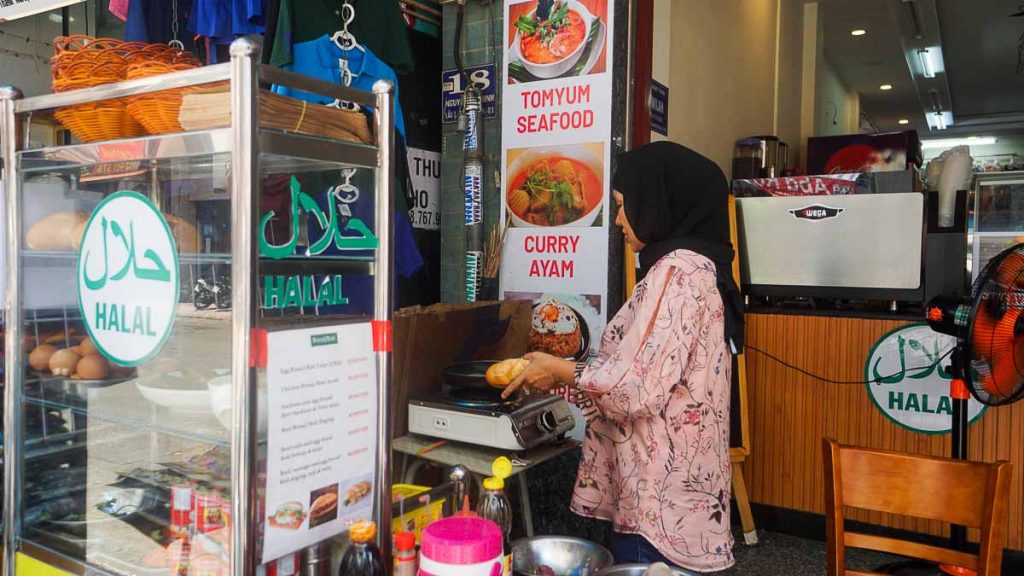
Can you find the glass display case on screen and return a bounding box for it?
[1,38,394,575]
[971,171,1024,282]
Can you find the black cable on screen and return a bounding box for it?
[453,3,468,82]
[743,344,955,385]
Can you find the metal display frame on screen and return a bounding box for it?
[1,37,394,575]
[970,171,1024,284]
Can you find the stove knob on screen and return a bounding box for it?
[538,410,559,433]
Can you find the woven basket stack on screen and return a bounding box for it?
[51,36,203,142]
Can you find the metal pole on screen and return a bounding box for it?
[228,37,260,576]
[948,348,970,552]
[623,0,637,152]
[462,86,483,303]
[373,79,395,566]
[1,85,22,576]
[0,86,23,576]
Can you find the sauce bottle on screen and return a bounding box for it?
[338,521,383,576]
[476,457,514,576]
[392,531,417,576]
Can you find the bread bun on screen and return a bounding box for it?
[27,211,89,251]
[79,336,100,357]
[29,344,57,372]
[485,358,529,388]
[49,348,81,376]
[70,219,87,250]
[76,355,110,380]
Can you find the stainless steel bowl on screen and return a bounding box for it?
[596,564,698,576]
[512,536,614,575]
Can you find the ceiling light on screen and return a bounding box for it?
[898,119,910,125]
[880,84,893,91]
[918,49,936,78]
[921,137,997,149]
[47,13,75,23]
[851,29,867,36]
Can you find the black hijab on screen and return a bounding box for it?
[612,141,745,353]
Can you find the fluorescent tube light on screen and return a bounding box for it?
[918,49,936,78]
[921,137,997,149]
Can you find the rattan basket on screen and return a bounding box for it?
[51,36,202,142]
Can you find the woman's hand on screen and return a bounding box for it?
[501,352,577,399]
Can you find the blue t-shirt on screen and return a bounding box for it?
[124,0,198,51]
[188,0,264,47]
[272,37,407,139]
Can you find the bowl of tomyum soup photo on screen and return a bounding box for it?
[506,144,604,228]
[512,0,595,79]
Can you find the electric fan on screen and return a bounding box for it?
[917,242,1024,575]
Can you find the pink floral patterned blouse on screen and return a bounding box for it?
[570,250,734,572]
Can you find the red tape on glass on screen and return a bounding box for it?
[250,328,269,368]
[372,321,392,352]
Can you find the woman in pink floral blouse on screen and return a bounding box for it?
[502,142,745,572]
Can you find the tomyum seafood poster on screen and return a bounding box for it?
[501,0,614,441]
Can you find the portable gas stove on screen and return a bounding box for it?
[408,386,576,451]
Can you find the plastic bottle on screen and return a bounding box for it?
[338,521,383,576]
[476,457,514,576]
[392,531,417,576]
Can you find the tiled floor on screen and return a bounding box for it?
[722,529,899,575]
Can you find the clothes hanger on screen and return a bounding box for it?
[169,0,185,51]
[326,1,364,111]
[330,1,365,54]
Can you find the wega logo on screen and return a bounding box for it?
[789,205,844,221]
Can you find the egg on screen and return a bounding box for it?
[29,344,57,372]
[79,337,99,357]
[49,348,81,377]
[69,346,82,355]
[76,355,110,380]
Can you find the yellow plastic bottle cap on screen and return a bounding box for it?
[483,476,505,491]
[492,456,512,481]
[349,520,377,543]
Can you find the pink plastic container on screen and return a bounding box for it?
[418,516,504,576]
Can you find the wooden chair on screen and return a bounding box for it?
[823,438,1012,576]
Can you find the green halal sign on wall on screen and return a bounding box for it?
[77,192,180,366]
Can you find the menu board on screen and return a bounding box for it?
[0,0,85,22]
[500,0,613,440]
[262,324,378,563]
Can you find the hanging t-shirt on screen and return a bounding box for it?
[272,37,407,139]
[268,0,414,76]
[188,0,264,46]
[124,0,199,52]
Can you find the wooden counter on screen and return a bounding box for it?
[742,312,1024,551]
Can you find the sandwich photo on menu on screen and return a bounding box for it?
[343,481,372,507]
[268,501,305,530]
[308,484,340,528]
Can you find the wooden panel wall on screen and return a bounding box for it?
[744,313,1024,550]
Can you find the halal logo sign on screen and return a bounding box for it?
[864,324,986,434]
[77,192,180,366]
[789,205,844,221]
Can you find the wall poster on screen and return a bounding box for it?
[501,0,613,440]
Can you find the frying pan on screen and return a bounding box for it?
[442,361,499,390]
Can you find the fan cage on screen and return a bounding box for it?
[965,242,1024,406]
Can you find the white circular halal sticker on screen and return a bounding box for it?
[864,324,986,434]
[77,192,179,366]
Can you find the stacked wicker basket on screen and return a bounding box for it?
[51,36,205,142]
[49,35,373,145]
